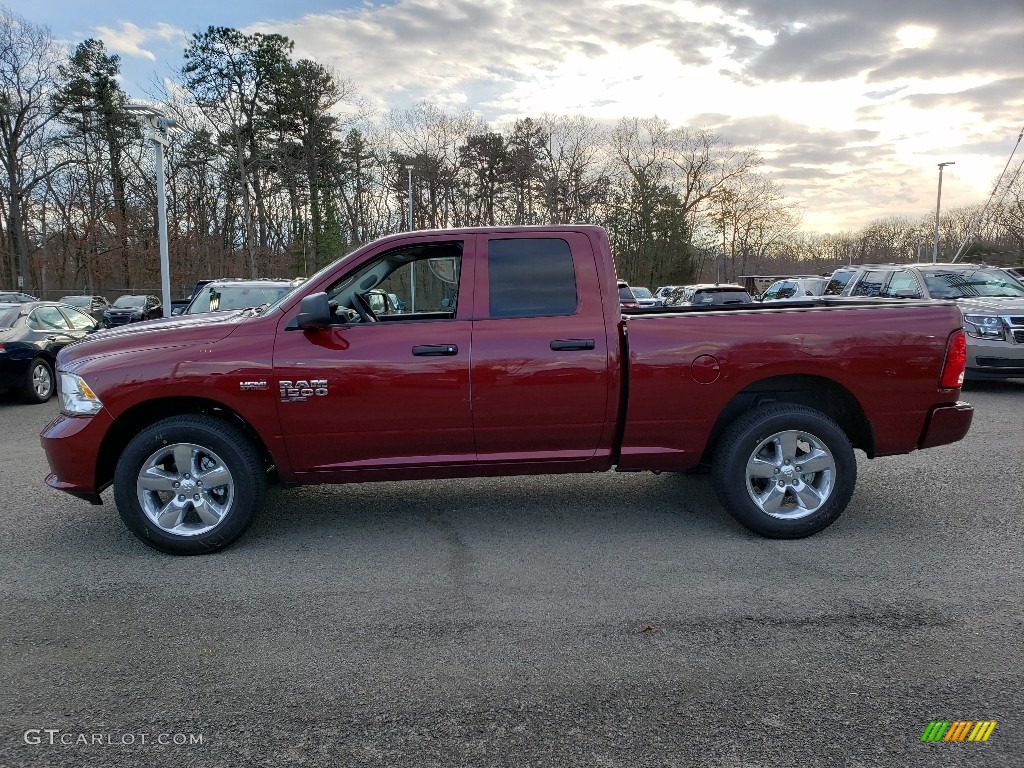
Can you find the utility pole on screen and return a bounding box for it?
[932,161,955,263]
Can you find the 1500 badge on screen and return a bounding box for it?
[279,379,329,402]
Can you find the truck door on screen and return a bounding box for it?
[470,232,616,467]
[273,237,476,478]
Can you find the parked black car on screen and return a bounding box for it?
[103,295,162,326]
[0,301,99,403]
[59,294,110,322]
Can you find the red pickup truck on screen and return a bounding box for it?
[41,226,972,555]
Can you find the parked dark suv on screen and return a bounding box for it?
[103,295,163,326]
[841,263,1024,379]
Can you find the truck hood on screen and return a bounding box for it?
[59,310,250,370]
[955,296,1024,313]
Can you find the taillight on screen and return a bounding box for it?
[940,329,967,389]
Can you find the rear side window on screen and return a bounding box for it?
[881,270,922,298]
[61,306,96,330]
[28,306,70,330]
[848,270,888,297]
[488,238,578,318]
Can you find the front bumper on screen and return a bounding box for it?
[40,410,115,504]
[965,333,1024,379]
[918,401,974,450]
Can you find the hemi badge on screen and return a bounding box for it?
[240,381,268,391]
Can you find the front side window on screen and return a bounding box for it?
[488,238,577,318]
[325,241,463,323]
[824,272,853,295]
[774,281,797,299]
[61,306,97,330]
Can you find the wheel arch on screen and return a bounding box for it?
[704,374,874,462]
[97,397,277,493]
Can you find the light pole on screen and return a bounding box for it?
[125,103,176,317]
[932,161,955,263]
[405,164,414,231]
[405,164,416,311]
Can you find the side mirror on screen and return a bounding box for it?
[295,292,331,329]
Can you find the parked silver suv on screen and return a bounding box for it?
[185,278,304,314]
[759,277,829,302]
[841,263,1024,380]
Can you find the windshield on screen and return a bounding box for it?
[631,287,654,299]
[112,296,146,308]
[923,268,1024,299]
[693,288,753,305]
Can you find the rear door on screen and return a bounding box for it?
[470,232,615,466]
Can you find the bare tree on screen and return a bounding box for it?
[385,102,486,229]
[536,113,609,225]
[0,8,64,292]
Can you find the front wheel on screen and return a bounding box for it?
[113,415,266,555]
[711,405,856,538]
[23,357,54,403]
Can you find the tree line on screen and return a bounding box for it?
[2,9,1022,300]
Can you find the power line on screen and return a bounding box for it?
[952,122,1024,262]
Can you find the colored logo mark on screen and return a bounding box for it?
[921,721,997,742]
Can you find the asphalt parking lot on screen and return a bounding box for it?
[0,382,1021,767]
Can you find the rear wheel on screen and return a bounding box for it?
[712,404,856,538]
[113,415,266,555]
[23,357,54,403]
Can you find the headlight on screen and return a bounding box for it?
[58,373,104,415]
[962,314,1004,340]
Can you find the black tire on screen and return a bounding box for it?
[113,415,266,555]
[23,357,55,404]
[711,404,856,538]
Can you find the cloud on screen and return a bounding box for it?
[235,0,1022,232]
[95,21,188,62]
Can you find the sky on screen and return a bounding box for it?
[7,0,1024,234]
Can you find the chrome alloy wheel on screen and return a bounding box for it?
[32,362,53,399]
[744,429,837,520]
[136,442,235,536]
